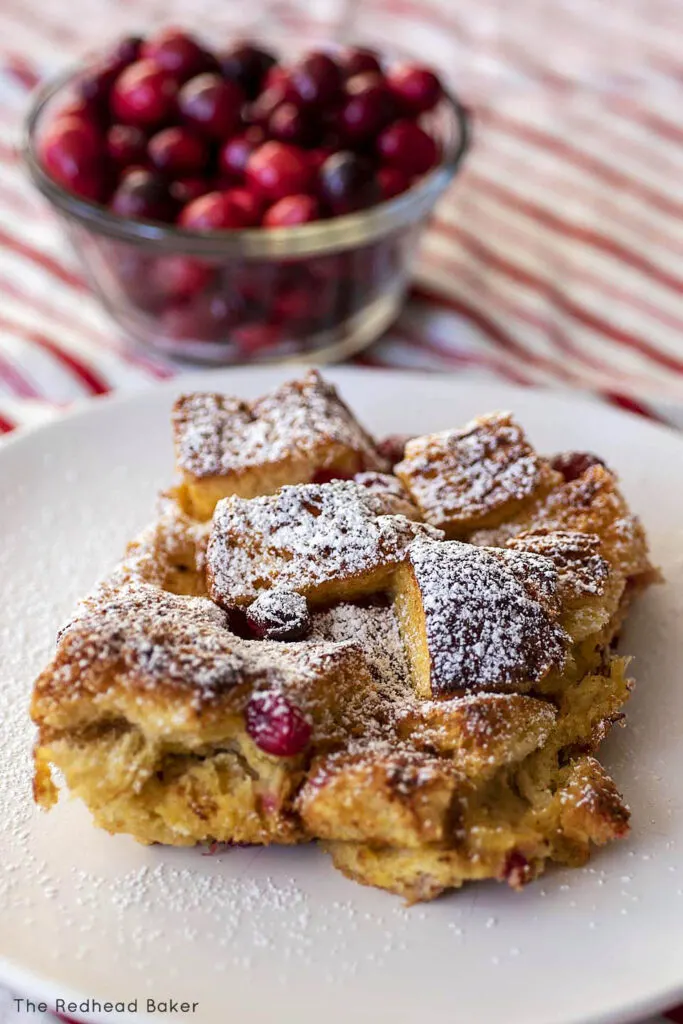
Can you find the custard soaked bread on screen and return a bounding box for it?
[31,373,655,901]
[173,370,388,519]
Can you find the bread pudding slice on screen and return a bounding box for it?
[30,372,656,902]
[32,577,380,847]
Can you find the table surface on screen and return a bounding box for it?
[1,0,682,1021]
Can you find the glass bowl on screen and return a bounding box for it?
[23,67,470,365]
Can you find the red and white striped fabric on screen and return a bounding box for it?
[0,0,682,434]
[1,1,682,1021]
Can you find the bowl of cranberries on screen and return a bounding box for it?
[24,30,470,364]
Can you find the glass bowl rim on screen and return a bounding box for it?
[22,65,472,258]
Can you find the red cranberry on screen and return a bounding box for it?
[79,59,123,112]
[339,47,382,78]
[106,124,147,168]
[170,176,211,203]
[152,254,214,300]
[246,691,311,757]
[246,142,312,203]
[111,35,143,66]
[272,284,316,323]
[319,151,380,215]
[179,73,244,139]
[224,187,262,226]
[264,194,320,228]
[502,850,532,888]
[268,102,316,147]
[110,168,177,221]
[551,451,606,482]
[148,126,207,176]
[111,59,178,128]
[233,322,282,355]
[219,42,277,99]
[376,434,415,466]
[290,52,342,109]
[247,81,290,128]
[376,119,439,176]
[263,64,289,92]
[178,190,252,230]
[246,590,311,641]
[142,29,208,82]
[39,116,105,200]
[218,128,264,181]
[339,72,395,144]
[377,165,411,200]
[307,146,334,172]
[387,63,443,115]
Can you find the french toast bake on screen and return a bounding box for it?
[31,370,656,902]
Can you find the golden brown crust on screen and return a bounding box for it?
[324,753,630,902]
[471,463,655,585]
[297,748,466,847]
[173,370,388,519]
[395,693,557,779]
[395,413,559,536]
[30,373,655,900]
[206,479,440,609]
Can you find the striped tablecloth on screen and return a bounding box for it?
[1,1,682,1021]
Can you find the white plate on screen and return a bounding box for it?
[1,367,682,1024]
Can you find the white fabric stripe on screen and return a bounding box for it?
[412,261,665,393]
[420,246,672,395]
[424,218,683,388]
[414,252,648,391]
[476,126,683,261]
[0,332,92,401]
[443,179,683,348]
[465,159,683,295]
[431,205,683,353]
[0,295,149,393]
[481,101,683,199]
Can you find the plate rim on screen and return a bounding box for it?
[1,946,680,1024]
[2,364,682,1024]
[1,364,682,460]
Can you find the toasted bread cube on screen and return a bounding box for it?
[173,370,388,519]
[206,480,440,609]
[471,463,655,587]
[397,692,556,780]
[297,748,466,847]
[395,412,557,537]
[391,539,568,698]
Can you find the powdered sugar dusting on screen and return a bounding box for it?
[42,577,389,727]
[174,371,387,479]
[307,600,413,709]
[207,480,441,606]
[395,412,544,528]
[53,581,245,705]
[507,529,609,598]
[406,539,569,695]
